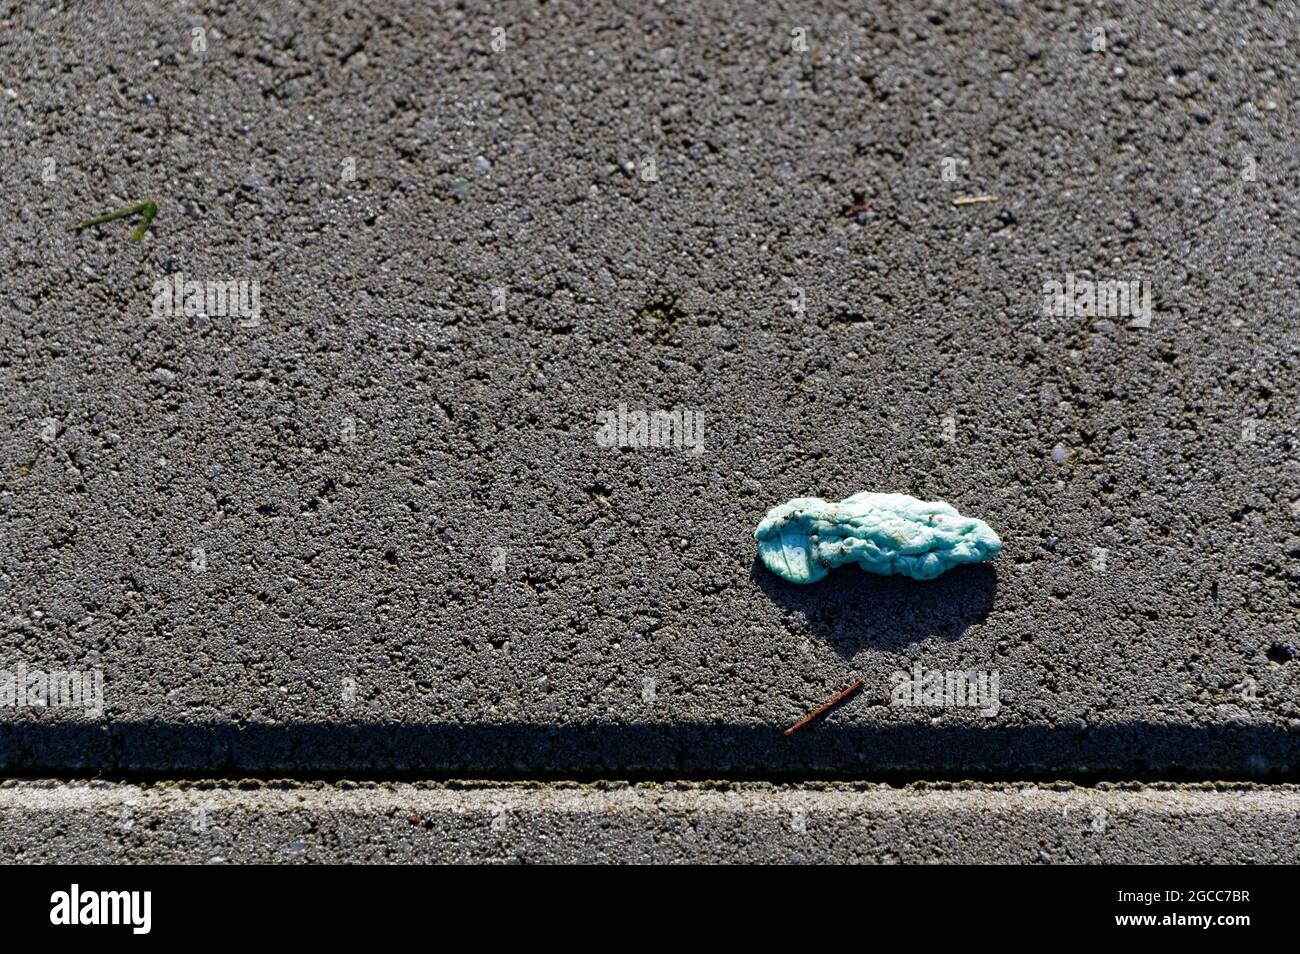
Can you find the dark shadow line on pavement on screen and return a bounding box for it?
[1,720,1295,781]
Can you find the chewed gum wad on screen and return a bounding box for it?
[755,492,1001,584]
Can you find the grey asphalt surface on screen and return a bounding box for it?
[4,780,1299,863]
[1,0,1298,782]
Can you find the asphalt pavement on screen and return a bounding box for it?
[1,0,1296,793]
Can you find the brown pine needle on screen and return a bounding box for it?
[784,679,865,736]
[952,195,998,206]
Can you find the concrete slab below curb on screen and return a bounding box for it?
[2,781,1296,863]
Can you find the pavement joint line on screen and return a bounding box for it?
[7,770,1300,785]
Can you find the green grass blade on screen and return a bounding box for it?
[72,200,159,240]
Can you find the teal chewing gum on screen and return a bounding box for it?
[755,492,1001,583]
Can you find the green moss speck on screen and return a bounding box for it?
[636,288,686,343]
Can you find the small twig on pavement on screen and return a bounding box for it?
[784,679,865,736]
